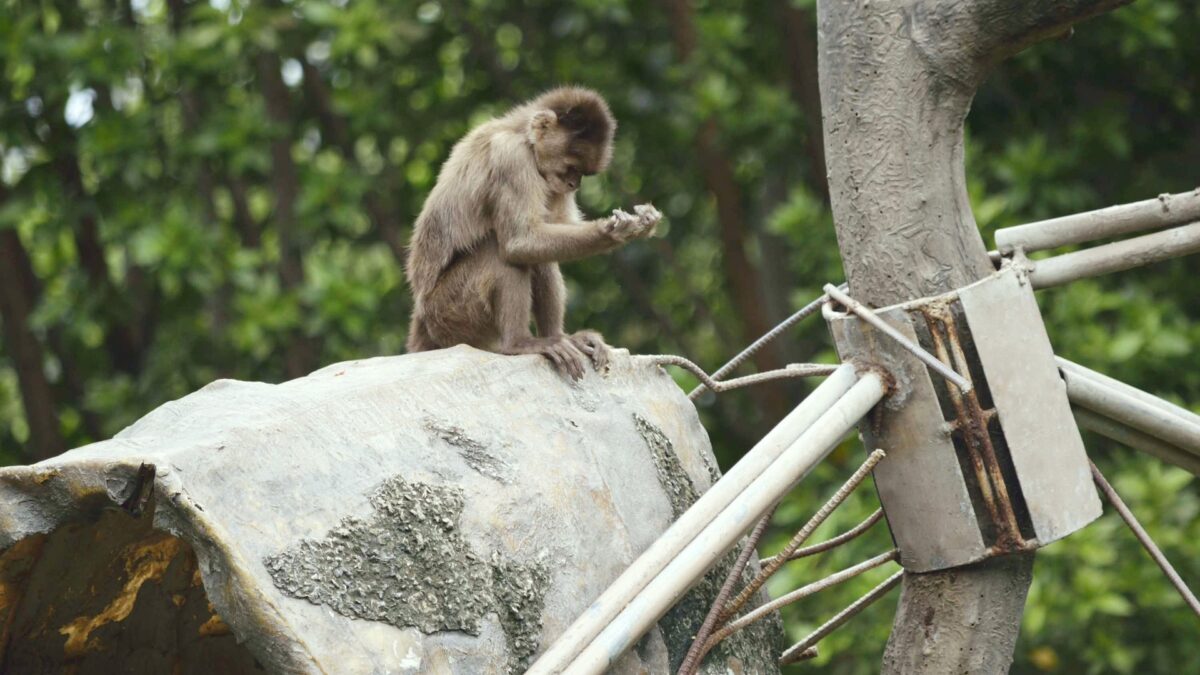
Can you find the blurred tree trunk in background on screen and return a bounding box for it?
[662,0,788,420]
[256,50,320,379]
[0,189,64,462]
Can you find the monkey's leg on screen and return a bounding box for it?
[494,262,589,379]
[531,264,609,371]
[531,263,567,337]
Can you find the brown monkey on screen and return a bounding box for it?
[404,87,661,379]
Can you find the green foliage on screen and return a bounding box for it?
[1,0,1197,672]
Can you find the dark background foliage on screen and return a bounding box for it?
[0,0,1196,672]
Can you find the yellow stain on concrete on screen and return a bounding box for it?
[198,613,231,637]
[57,534,183,657]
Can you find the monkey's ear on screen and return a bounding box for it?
[528,110,557,143]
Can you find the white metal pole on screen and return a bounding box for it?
[566,373,886,674]
[1062,369,1200,455]
[995,188,1200,253]
[525,363,860,675]
[1058,357,1200,427]
[1073,408,1200,476]
[1028,220,1200,289]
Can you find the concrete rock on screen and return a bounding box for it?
[0,347,781,674]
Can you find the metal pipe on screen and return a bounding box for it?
[823,284,973,393]
[1058,357,1200,428]
[1090,462,1200,618]
[778,569,904,665]
[995,189,1200,253]
[705,550,898,649]
[566,374,887,675]
[1062,368,1200,455]
[1073,408,1200,476]
[1028,220,1200,289]
[525,364,861,675]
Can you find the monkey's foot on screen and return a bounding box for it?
[500,336,588,380]
[569,330,610,371]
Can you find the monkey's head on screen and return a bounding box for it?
[527,87,616,195]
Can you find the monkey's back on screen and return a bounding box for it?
[404,117,537,303]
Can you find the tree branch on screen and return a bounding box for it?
[256,50,319,378]
[0,201,65,461]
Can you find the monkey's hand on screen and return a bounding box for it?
[569,330,610,371]
[632,203,662,235]
[603,203,661,244]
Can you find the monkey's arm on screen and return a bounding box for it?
[498,208,660,265]
[497,220,615,265]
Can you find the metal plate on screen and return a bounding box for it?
[829,308,988,572]
[959,267,1101,544]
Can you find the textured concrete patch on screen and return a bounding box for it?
[263,475,547,673]
[423,417,513,484]
[634,413,698,518]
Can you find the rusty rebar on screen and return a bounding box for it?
[1090,461,1200,618]
[647,355,838,400]
[676,506,778,675]
[778,570,904,665]
[688,288,842,399]
[925,307,1025,549]
[721,449,887,622]
[760,508,885,565]
[704,550,898,651]
[823,284,972,393]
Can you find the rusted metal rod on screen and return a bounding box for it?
[823,284,972,393]
[644,355,839,401]
[1028,220,1200,289]
[1073,408,1200,476]
[676,506,777,675]
[778,570,904,665]
[996,189,1200,253]
[761,508,885,566]
[924,307,1025,548]
[704,550,899,652]
[723,449,888,622]
[688,287,842,399]
[1090,461,1200,618]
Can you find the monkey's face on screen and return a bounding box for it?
[530,107,611,195]
[533,128,586,195]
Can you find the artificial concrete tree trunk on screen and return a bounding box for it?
[814,1,1131,671]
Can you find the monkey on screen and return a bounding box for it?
[404,86,662,379]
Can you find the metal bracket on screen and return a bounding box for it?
[824,265,1101,572]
